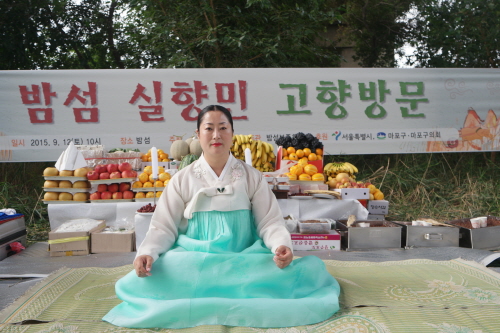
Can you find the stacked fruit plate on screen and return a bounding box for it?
[87,162,137,203]
[42,167,92,204]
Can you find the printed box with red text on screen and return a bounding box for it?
[291,231,341,251]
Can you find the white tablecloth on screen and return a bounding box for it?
[48,199,368,249]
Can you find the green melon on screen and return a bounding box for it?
[179,154,199,170]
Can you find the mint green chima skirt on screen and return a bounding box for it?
[103,210,340,329]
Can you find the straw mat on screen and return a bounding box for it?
[1,258,500,332]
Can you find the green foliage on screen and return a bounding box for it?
[406,0,500,68]
[0,162,52,244]
[128,0,342,68]
[331,0,418,67]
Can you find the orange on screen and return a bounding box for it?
[157,149,165,155]
[286,147,296,155]
[316,148,323,156]
[289,164,303,176]
[298,173,312,181]
[295,149,304,158]
[143,166,153,175]
[132,181,143,188]
[156,191,163,197]
[288,153,298,161]
[308,153,317,161]
[147,156,152,162]
[286,172,297,180]
[162,159,169,162]
[149,174,157,182]
[155,180,164,187]
[141,154,149,162]
[135,192,145,198]
[138,172,149,183]
[303,148,311,156]
[159,153,168,160]
[146,191,155,198]
[283,156,290,160]
[282,148,288,157]
[316,154,322,160]
[143,181,153,188]
[158,172,171,182]
[368,184,377,194]
[158,166,165,174]
[311,173,325,181]
[298,157,309,166]
[374,190,384,200]
[304,164,318,176]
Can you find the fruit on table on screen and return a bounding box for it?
[59,170,74,177]
[298,174,312,181]
[44,192,59,200]
[59,180,72,188]
[230,134,275,172]
[170,138,190,161]
[44,180,59,188]
[73,181,90,188]
[324,162,358,179]
[73,192,89,201]
[43,167,59,176]
[74,167,91,177]
[311,173,325,182]
[58,192,73,200]
[303,164,318,176]
[179,154,199,170]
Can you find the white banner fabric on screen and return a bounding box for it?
[0,68,499,162]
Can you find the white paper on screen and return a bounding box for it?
[54,141,88,171]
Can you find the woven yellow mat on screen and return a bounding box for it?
[1,258,500,332]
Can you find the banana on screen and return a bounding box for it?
[235,135,242,146]
[345,162,358,173]
[241,134,248,144]
[247,134,253,143]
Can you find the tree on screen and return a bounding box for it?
[0,0,142,70]
[406,0,500,68]
[330,0,420,68]
[127,0,342,68]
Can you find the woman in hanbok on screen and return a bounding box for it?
[103,105,340,329]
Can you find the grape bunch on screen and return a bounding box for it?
[137,203,156,213]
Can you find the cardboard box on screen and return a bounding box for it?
[291,230,341,251]
[49,220,106,257]
[91,230,135,253]
[335,188,370,200]
[367,200,389,215]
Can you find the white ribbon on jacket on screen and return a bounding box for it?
[184,185,233,219]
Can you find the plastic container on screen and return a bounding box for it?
[298,219,332,234]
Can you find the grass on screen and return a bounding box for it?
[1,153,499,246]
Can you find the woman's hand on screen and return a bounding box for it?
[134,255,153,277]
[273,245,293,269]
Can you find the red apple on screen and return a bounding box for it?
[95,164,107,174]
[110,171,122,179]
[119,183,131,192]
[107,163,119,173]
[101,191,112,200]
[90,192,101,200]
[112,192,123,199]
[123,190,134,199]
[97,184,108,192]
[121,170,137,178]
[86,170,99,180]
[118,162,132,172]
[99,172,110,179]
[108,183,119,193]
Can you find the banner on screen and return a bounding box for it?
[1,68,499,162]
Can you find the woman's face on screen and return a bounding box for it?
[196,110,233,158]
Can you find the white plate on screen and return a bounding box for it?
[312,193,335,199]
[289,196,313,200]
[132,187,165,192]
[43,176,87,181]
[88,178,135,185]
[90,199,134,203]
[135,212,154,216]
[43,200,89,204]
[43,187,91,193]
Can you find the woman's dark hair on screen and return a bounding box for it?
[197,105,234,132]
